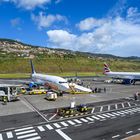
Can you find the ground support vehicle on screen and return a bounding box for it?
[45,92,57,101]
[58,104,92,117]
[77,104,91,113]
[28,89,47,95]
[58,107,77,117]
[0,84,20,102]
[18,87,27,94]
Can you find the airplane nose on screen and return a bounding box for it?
[61,83,70,90]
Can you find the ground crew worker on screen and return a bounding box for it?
[104,87,106,93]
[134,93,138,101]
[3,96,7,105]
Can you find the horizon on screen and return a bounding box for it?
[0,0,140,57]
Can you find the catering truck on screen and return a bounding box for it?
[0,84,20,102]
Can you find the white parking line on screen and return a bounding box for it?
[7,131,13,138]
[91,116,100,120]
[126,131,133,134]
[25,136,41,140]
[86,117,94,121]
[49,113,57,120]
[112,112,120,116]
[21,98,49,122]
[73,119,82,124]
[116,112,125,115]
[115,104,118,109]
[15,127,33,132]
[122,103,125,108]
[120,111,129,114]
[37,126,45,132]
[106,113,115,117]
[108,105,110,111]
[102,114,111,118]
[100,106,103,112]
[127,102,131,107]
[17,133,38,139]
[60,122,69,127]
[96,115,105,119]
[56,129,72,140]
[67,120,75,125]
[53,123,61,128]
[91,108,95,113]
[46,124,53,130]
[112,135,120,138]
[80,118,88,122]
[16,130,35,136]
[0,134,3,140]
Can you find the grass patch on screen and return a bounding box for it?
[0,72,102,79]
[0,73,30,79]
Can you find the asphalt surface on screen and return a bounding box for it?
[1,102,140,140]
[0,77,140,140]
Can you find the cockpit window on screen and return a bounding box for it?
[59,81,68,84]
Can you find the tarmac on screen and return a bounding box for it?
[0,77,140,116]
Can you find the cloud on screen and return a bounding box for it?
[31,12,67,29]
[47,10,140,57]
[10,18,21,27]
[55,0,62,4]
[107,0,128,17]
[1,0,51,10]
[76,17,105,31]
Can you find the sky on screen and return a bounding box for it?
[0,0,140,57]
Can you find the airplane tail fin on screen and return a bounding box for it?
[103,63,111,74]
[30,60,36,74]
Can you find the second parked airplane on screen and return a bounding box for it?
[103,63,140,85]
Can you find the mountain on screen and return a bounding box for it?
[0,38,139,60]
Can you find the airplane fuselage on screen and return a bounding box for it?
[31,73,92,92]
[105,71,140,80]
[32,73,69,91]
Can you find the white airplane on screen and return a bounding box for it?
[30,60,92,92]
[103,63,140,85]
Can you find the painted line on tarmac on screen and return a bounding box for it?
[21,98,49,122]
[128,102,131,107]
[122,103,125,108]
[49,113,57,120]
[115,104,118,109]
[108,105,110,111]
[74,124,82,127]
[21,100,35,112]
[6,131,13,138]
[0,134,3,140]
[91,107,95,113]
[100,106,103,112]
[112,134,120,139]
[56,129,72,140]
[126,131,133,134]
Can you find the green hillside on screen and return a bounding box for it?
[0,57,140,78]
[0,39,140,78]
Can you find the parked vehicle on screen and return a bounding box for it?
[29,89,47,95]
[0,84,20,102]
[45,92,57,101]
